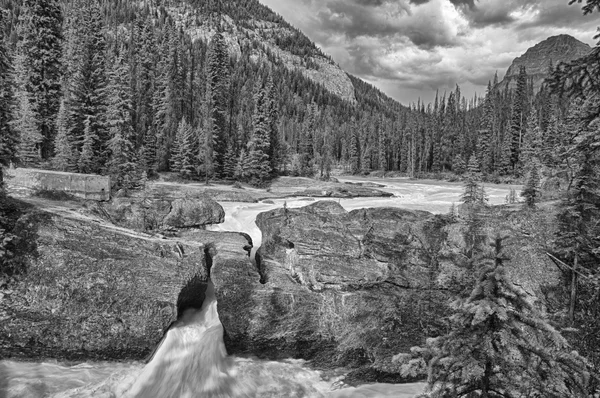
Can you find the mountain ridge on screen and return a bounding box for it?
[498,34,592,92]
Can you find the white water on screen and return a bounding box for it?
[208,177,519,250]
[1,178,517,398]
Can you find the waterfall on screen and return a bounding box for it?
[118,281,252,398]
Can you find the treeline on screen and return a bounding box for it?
[0,0,598,191]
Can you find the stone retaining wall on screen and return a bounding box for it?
[6,167,111,201]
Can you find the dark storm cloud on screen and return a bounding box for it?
[258,0,595,104]
[311,0,459,49]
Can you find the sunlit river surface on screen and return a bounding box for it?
[1,178,518,397]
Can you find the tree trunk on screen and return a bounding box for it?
[569,255,578,325]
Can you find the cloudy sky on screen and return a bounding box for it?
[258,0,599,105]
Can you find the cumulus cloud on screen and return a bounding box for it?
[259,0,598,104]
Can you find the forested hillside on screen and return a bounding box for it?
[0,0,598,189]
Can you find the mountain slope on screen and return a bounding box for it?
[498,34,592,92]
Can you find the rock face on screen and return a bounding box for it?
[92,195,225,232]
[0,198,252,361]
[499,34,591,92]
[214,201,561,379]
[167,5,357,104]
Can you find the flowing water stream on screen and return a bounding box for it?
[0,178,518,398]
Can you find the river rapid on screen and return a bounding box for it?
[0,177,518,398]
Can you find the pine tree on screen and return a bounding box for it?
[521,162,541,207]
[452,154,466,175]
[53,99,75,171]
[234,148,248,181]
[246,80,272,186]
[12,45,41,166]
[78,117,97,173]
[299,102,316,176]
[462,154,487,205]
[106,51,137,188]
[204,30,230,178]
[521,108,542,168]
[497,133,512,176]
[508,66,528,171]
[0,10,17,173]
[466,153,480,176]
[554,119,600,325]
[20,0,63,159]
[170,119,186,174]
[68,1,108,174]
[415,236,589,398]
[223,140,237,180]
[349,126,360,174]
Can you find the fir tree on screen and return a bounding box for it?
[452,154,466,175]
[12,45,41,166]
[497,133,512,176]
[521,162,541,207]
[234,148,248,181]
[204,30,230,178]
[68,1,108,174]
[246,79,272,185]
[106,51,137,188]
[508,66,528,171]
[78,117,97,173]
[521,108,542,168]
[349,126,360,175]
[223,140,237,180]
[170,119,186,174]
[53,99,75,171]
[462,154,487,206]
[0,10,17,174]
[414,236,590,398]
[20,0,63,159]
[554,119,600,325]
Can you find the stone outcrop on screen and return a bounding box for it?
[498,34,591,92]
[91,195,225,232]
[214,201,562,379]
[0,198,252,361]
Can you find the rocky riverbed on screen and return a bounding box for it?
[0,176,563,395]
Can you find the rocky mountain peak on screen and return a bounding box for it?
[498,34,591,91]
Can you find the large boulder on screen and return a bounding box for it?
[92,195,225,231]
[214,201,561,380]
[0,199,252,361]
[163,198,225,228]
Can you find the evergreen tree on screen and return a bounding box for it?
[299,102,316,176]
[234,148,248,181]
[497,133,512,176]
[106,51,137,188]
[462,154,487,205]
[415,236,589,398]
[53,99,75,171]
[554,119,600,325]
[0,10,17,174]
[78,117,96,173]
[246,79,272,185]
[349,125,360,174]
[68,1,108,174]
[509,66,528,171]
[521,109,542,168]
[452,154,466,175]
[170,119,186,174]
[223,140,237,180]
[521,162,541,207]
[20,0,63,159]
[12,44,41,166]
[204,31,230,178]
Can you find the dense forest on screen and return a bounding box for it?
[0,0,597,190]
[1,0,600,396]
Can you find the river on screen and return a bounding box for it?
[0,177,518,398]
